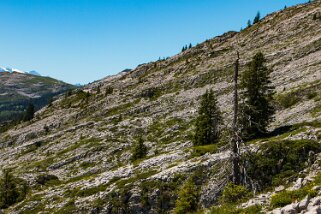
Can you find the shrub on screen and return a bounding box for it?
[105,86,114,96]
[314,172,321,185]
[173,179,198,214]
[246,140,321,189]
[220,183,251,204]
[140,87,162,100]
[211,204,262,214]
[191,144,218,157]
[35,174,60,186]
[270,188,317,208]
[276,93,300,109]
[131,137,148,162]
[0,170,28,209]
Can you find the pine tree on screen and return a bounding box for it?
[188,43,192,49]
[193,89,221,146]
[23,103,35,121]
[131,137,147,162]
[247,20,252,28]
[96,85,101,94]
[239,52,275,140]
[173,179,198,214]
[0,170,27,209]
[253,11,261,24]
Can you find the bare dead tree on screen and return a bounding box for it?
[231,51,241,185]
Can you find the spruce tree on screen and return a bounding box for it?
[253,11,261,24]
[0,170,27,209]
[247,20,252,28]
[239,52,275,140]
[193,89,221,146]
[23,103,34,121]
[173,179,198,214]
[131,137,147,162]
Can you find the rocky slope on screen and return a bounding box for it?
[0,72,75,124]
[0,2,321,213]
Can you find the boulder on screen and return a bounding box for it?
[281,203,298,214]
[297,195,310,211]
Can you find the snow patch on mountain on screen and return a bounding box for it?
[0,66,41,76]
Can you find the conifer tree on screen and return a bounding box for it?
[131,137,147,162]
[193,89,221,146]
[253,11,261,24]
[96,85,101,94]
[0,170,27,209]
[247,20,252,28]
[239,52,275,140]
[23,103,35,121]
[188,43,192,49]
[173,179,198,214]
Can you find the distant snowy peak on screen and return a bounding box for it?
[0,66,41,76]
[0,67,24,73]
[28,70,41,76]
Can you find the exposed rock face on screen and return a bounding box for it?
[0,2,321,213]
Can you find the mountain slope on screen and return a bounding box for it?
[0,2,321,213]
[0,72,75,124]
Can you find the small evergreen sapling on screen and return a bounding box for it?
[131,137,148,162]
[173,179,198,214]
[23,103,35,121]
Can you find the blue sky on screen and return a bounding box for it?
[0,0,307,84]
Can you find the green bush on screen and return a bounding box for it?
[270,188,317,208]
[36,174,60,186]
[246,140,321,189]
[173,179,198,214]
[131,137,148,162]
[220,183,251,204]
[105,86,114,96]
[0,170,28,209]
[55,200,77,214]
[211,204,239,214]
[276,93,300,108]
[314,172,321,184]
[210,204,262,214]
[191,144,218,157]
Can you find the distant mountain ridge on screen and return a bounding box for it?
[0,71,75,124]
[0,66,41,76]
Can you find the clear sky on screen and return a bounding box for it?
[0,0,308,84]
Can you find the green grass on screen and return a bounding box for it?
[275,92,300,108]
[191,144,219,157]
[311,104,321,117]
[270,187,318,208]
[57,137,101,156]
[54,200,77,214]
[210,204,262,214]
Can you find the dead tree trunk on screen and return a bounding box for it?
[231,51,241,185]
